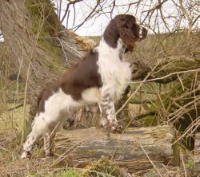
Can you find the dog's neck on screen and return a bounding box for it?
[98,37,125,61]
[101,20,128,58]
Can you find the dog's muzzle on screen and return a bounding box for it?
[124,26,147,53]
[139,26,148,40]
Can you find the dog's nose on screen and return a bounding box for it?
[139,27,147,40]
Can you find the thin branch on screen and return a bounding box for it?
[109,0,115,19]
[73,0,101,31]
[7,104,23,111]
[130,68,200,84]
[139,143,163,177]
[60,0,83,24]
[116,63,160,115]
[134,111,156,120]
[58,0,62,20]
[192,14,200,26]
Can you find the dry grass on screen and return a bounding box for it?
[0,0,200,176]
[67,30,96,50]
[1,32,200,176]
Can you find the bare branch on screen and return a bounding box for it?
[60,0,83,24]
[73,0,101,31]
[109,0,115,19]
[192,14,200,26]
[58,0,62,20]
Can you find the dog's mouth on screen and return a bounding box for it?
[124,44,134,53]
[123,27,147,53]
[124,47,129,53]
[121,43,133,53]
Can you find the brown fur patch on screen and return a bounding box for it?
[60,49,102,100]
[37,84,59,113]
[103,14,144,52]
[36,49,102,113]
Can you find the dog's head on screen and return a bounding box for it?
[113,14,147,52]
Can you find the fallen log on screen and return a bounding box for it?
[54,126,175,173]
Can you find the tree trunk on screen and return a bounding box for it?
[53,126,175,173]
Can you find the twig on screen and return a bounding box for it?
[180,152,187,177]
[73,0,100,31]
[129,68,200,84]
[172,117,200,145]
[7,104,23,111]
[139,143,163,177]
[116,63,160,115]
[177,74,184,91]
[21,62,31,145]
[131,111,156,121]
[51,140,84,167]
[60,0,83,24]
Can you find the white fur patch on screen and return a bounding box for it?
[34,89,81,126]
[97,38,132,100]
[81,87,100,103]
[44,88,80,118]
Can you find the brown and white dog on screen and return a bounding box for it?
[21,14,147,158]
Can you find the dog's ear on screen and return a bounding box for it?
[116,15,139,51]
[118,26,136,51]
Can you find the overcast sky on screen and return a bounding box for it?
[0,0,199,42]
[53,0,165,36]
[52,0,194,36]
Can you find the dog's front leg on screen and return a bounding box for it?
[99,91,121,133]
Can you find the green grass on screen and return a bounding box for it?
[56,169,82,177]
[83,158,122,177]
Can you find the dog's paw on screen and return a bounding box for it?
[110,123,123,133]
[103,120,123,134]
[20,151,31,159]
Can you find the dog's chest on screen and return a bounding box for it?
[97,48,132,100]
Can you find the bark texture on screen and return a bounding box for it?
[54,126,175,173]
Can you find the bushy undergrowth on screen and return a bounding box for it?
[126,32,200,149]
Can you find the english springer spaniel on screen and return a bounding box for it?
[21,14,147,159]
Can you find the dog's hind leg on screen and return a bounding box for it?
[44,133,54,157]
[43,122,61,157]
[21,114,55,159]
